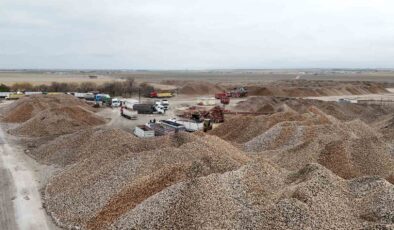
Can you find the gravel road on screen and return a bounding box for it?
[0,125,51,230]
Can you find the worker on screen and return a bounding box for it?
[153,118,156,123]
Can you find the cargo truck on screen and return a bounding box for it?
[166,118,203,132]
[134,125,155,138]
[111,98,121,107]
[120,107,138,120]
[25,91,43,96]
[73,92,87,99]
[133,103,165,114]
[84,93,95,101]
[149,91,173,98]
[0,92,12,99]
[147,120,186,136]
[6,93,25,100]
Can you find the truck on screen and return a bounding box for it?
[167,119,204,132]
[133,103,165,114]
[95,94,111,105]
[25,91,43,96]
[120,107,138,119]
[215,92,230,99]
[155,100,169,110]
[215,87,247,99]
[84,93,95,101]
[111,98,121,107]
[73,92,87,99]
[147,120,186,136]
[229,87,248,98]
[150,91,173,98]
[134,125,155,138]
[0,92,12,99]
[122,99,139,109]
[6,93,25,100]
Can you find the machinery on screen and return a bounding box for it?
[203,119,213,132]
[215,87,247,99]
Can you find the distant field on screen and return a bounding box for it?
[0,72,115,86]
[0,70,393,86]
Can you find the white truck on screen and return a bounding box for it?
[122,99,139,109]
[166,118,204,132]
[0,92,12,98]
[25,91,43,96]
[73,92,87,99]
[111,98,121,107]
[157,100,169,110]
[120,107,138,120]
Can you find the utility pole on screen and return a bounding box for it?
[138,88,141,103]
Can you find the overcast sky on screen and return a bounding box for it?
[1,0,394,69]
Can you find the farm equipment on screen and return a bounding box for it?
[203,119,213,132]
[215,92,230,99]
[220,96,230,105]
[178,106,225,123]
[215,87,247,99]
[229,87,248,98]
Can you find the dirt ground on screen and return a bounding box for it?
[306,88,394,101]
[0,101,60,230]
[0,77,392,229]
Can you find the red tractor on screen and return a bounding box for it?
[220,96,230,105]
[215,92,229,99]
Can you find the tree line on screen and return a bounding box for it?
[0,78,156,97]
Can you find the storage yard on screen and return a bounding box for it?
[0,78,393,229]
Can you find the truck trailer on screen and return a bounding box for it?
[120,107,138,120]
[134,125,155,138]
[133,103,165,114]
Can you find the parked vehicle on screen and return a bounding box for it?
[155,100,169,110]
[25,91,43,96]
[133,103,165,114]
[73,92,87,99]
[134,125,155,138]
[167,118,204,132]
[147,120,186,136]
[6,93,25,100]
[0,92,12,99]
[150,91,173,98]
[120,107,138,119]
[122,99,139,109]
[215,92,230,99]
[111,98,121,107]
[95,94,111,105]
[84,93,95,101]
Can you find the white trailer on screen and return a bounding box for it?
[167,119,203,132]
[121,107,138,120]
[74,92,87,99]
[123,99,139,109]
[197,97,216,106]
[134,125,155,138]
[25,91,43,96]
[0,92,12,98]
